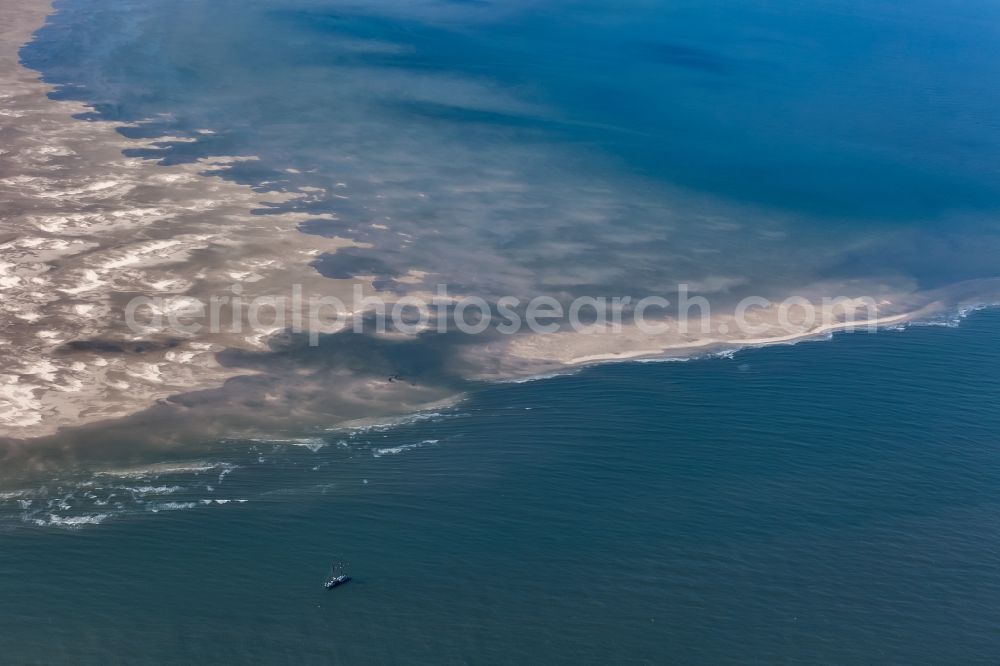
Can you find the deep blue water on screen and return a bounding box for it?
[2,313,1000,663]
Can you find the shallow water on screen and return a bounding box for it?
[9,0,1000,445]
[2,311,1000,664]
[23,0,1000,298]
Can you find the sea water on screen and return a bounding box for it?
[2,312,1000,663]
[5,0,1000,662]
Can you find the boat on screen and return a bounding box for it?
[324,574,351,589]
[324,562,351,589]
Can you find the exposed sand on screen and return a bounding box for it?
[0,0,361,439]
[510,311,916,367]
[464,277,1000,379]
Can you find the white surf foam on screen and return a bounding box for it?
[31,513,110,528]
[250,437,328,452]
[372,439,439,458]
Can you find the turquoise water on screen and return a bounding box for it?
[3,311,1000,663]
[23,0,1000,298]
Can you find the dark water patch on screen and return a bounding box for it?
[311,247,401,280]
[385,100,565,134]
[634,41,734,75]
[297,218,351,238]
[57,338,182,355]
